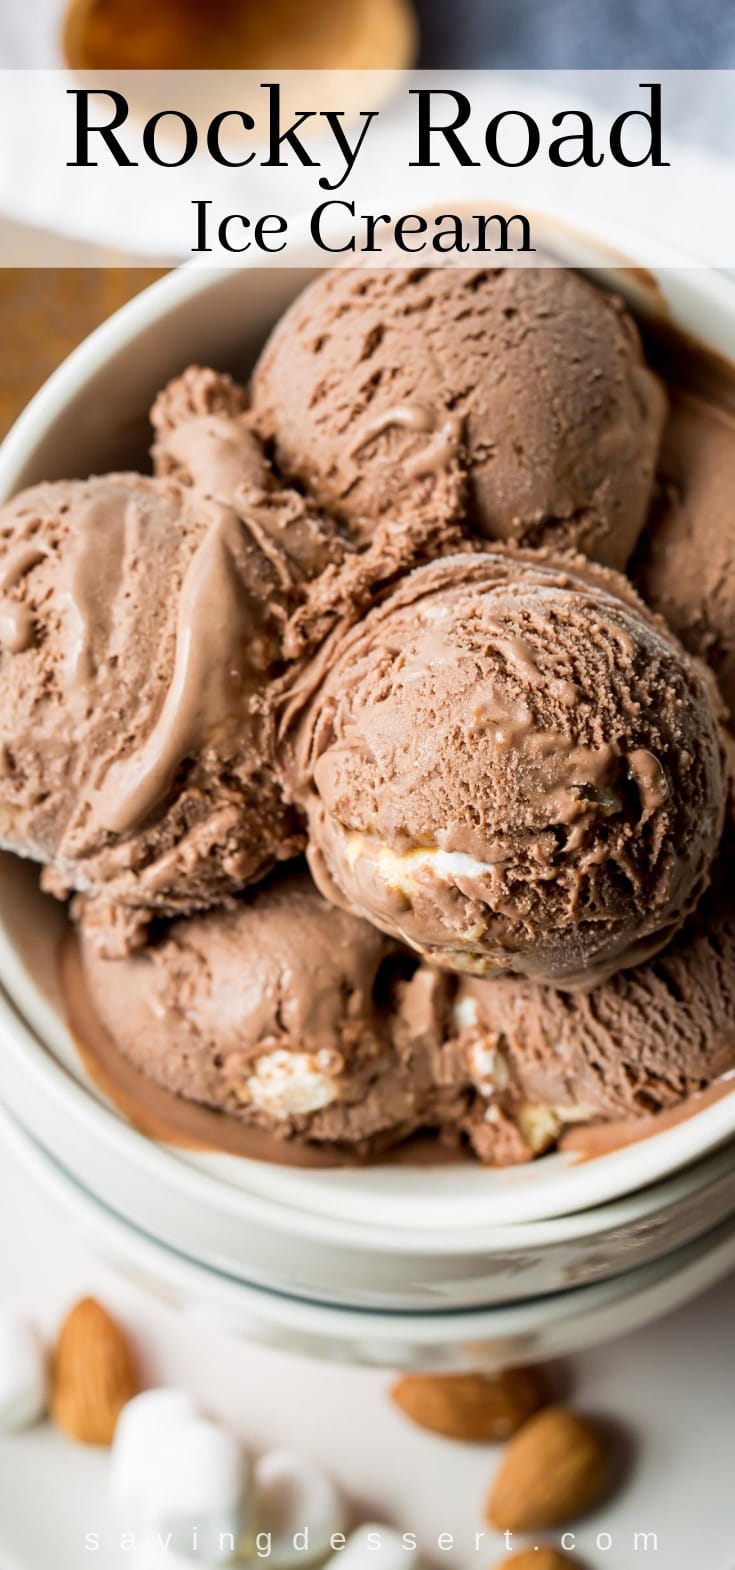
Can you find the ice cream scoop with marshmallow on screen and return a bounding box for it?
[451,871,735,1162]
[76,868,461,1152]
[284,550,727,989]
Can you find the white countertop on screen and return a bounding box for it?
[0,1136,733,1570]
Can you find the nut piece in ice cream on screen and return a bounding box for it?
[251,266,666,568]
[285,550,726,988]
[452,871,735,1160]
[0,464,347,933]
[76,869,461,1153]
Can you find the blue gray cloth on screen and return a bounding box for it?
[416,0,735,68]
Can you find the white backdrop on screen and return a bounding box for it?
[0,1139,733,1570]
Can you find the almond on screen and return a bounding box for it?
[487,1407,610,1530]
[492,1551,586,1570]
[390,1366,549,1442]
[51,1297,138,1446]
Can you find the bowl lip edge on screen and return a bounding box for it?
[4,1093,735,1340]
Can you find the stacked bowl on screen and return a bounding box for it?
[0,228,734,1369]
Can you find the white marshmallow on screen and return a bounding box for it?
[353,839,496,899]
[0,1314,46,1433]
[253,1448,344,1569]
[110,1388,200,1515]
[142,1417,250,1565]
[247,1051,338,1118]
[466,1039,508,1092]
[324,1525,420,1570]
[452,995,478,1031]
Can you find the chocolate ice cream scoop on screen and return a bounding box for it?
[251,266,666,569]
[151,365,272,499]
[152,364,466,659]
[75,869,461,1153]
[0,470,343,935]
[284,550,727,988]
[151,367,349,603]
[451,875,735,1163]
[633,384,735,721]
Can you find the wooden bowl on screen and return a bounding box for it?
[62,0,418,71]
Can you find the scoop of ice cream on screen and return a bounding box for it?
[451,875,735,1162]
[251,266,666,568]
[285,550,726,988]
[633,385,735,719]
[151,367,349,605]
[152,364,466,660]
[0,471,344,925]
[151,365,273,499]
[75,869,461,1152]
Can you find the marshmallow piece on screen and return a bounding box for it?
[247,1050,339,1118]
[325,1525,420,1570]
[0,1314,46,1433]
[253,1448,344,1569]
[143,1417,250,1565]
[110,1389,200,1515]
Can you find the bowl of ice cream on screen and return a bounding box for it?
[0,224,735,1333]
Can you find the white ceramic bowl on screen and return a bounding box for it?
[1,862,734,1311]
[4,1095,735,1372]
[1,224,735,1322]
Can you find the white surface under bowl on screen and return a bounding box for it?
[0,224,734,1314]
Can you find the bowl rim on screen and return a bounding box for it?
[4,1094,735,1347]
[1,219,735,1240]
[2,961,735,1253]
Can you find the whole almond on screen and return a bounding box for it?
[51,1297,138,1446]
[492,1551,587,1570]
[391,1367,549,1442]
[487,1407,610,1530]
